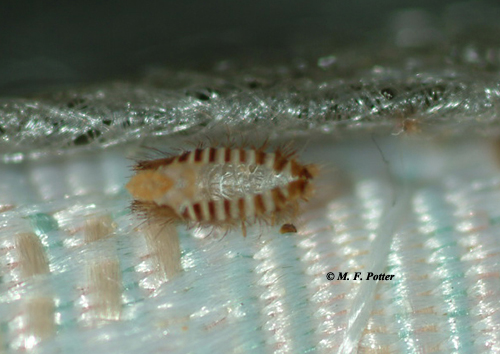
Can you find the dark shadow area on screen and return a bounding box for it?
[0,0,483,94]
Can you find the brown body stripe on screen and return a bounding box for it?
[290,160,314,178]
[290,160,302,177]
[224,149,231,162]
[224,199,231,218]
[288,180,307,199]
[208,201,216,220]
[240,149,246,163]
[134,157,176,170]
[255,151,266,165]
[274,156,288,172]
[181,207,190,219]
[178,152,190,162]
[254,194,266,214]
[193,203,202,220]
[271,187,287,209]
[301,166,314,179]
[238,198,246,219]
[209,148,216,162]
[194,149,203,162]
[132,200,180,222]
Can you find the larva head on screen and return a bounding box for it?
[126,170,174,202]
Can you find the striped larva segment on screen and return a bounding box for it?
[127,146,318,235]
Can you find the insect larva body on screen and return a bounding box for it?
[126,146,317,236]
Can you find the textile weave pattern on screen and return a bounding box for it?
[1,138,499,353]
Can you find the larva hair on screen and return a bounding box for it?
[126,143,318,236]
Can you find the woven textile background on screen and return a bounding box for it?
[2,1,500,353]
[1,137,500,353]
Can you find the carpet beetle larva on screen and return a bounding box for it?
[126,144,318,236]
